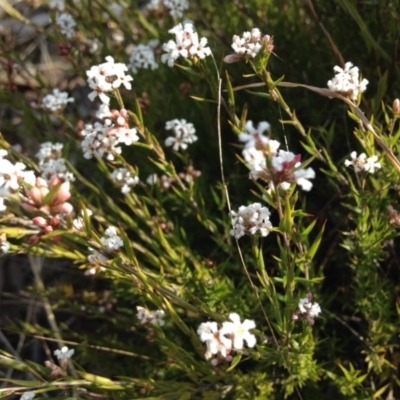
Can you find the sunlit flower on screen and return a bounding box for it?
[220,313,256,350]
[345,151,381,174]
[164,119,197,151]
[292,293,321,325]
[224,28,274,63]
[161,23,211,67]
[230,203,272,239]
[327,62,368,101]
[54,346,74,360]
[41,89,74,113]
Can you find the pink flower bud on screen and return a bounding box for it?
[44,226,53,234]
[29,235,40,244]
[32,216,47,227]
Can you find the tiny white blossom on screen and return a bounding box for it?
[136,306,165,326]
[220,313,256,350]
[293,293,321,325]
[146,173,159,185]
[345,151,381,174]
[54,346,74,360]
[56,13,76,39]
[110,168,139,194]
[197,321,232,360]
[86,56,133,104]
[164,119,197,151]
[101,226,123,250]
[128,42,159,74]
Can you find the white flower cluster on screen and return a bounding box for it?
[197,313,256,365]
[20,391,35,400]
[128,41,159,74]
[36,142,75,183]
[164,119,197,151]
[87,226,123,266]
[230,202,272,239]
[110,167,139,194]
[0,150,36,212]
[55,13,77,39]
[86,56,133,105]
[238,122,316,191]
[41,88,74,113]
[81,117,139,161]
[292,294,321,325]
[136,306,165,326]
[54,346,74,360]
[327,62,369,101]
[345,151,381,174]
[72,208,93,231]
[146,0,189,18]
[100,226,123,251]
[161,23,211,68]
[224,28,274,63]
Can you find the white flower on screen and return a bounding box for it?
[136,306,165,326]
[224,29,274,63]
[299,297,321,318]
[41,89,74,113]
[101,226,123,250]
[230,203,272,239]
[293,294,321,325]
[293,167,316,191]
[54,346,74,360]
[86,56,133,104]
[150,310,165,326]
[80,120,125,161]
[249,148,316,191]
[146,173,158,185]
[238,120,271,148]
[327,62,368,101]
[161,23,211,67]
[220,313,256,350]
[345,151,381,173]
[0,155,35,196]
[128,43,159,74]
[110,168,139,194]
[20,391,35,400]
[55,13,76,39]
[72,208,93,231]
[164,119,197,151]
[197,321,232,360]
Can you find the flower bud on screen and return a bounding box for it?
[393,98,400,115]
